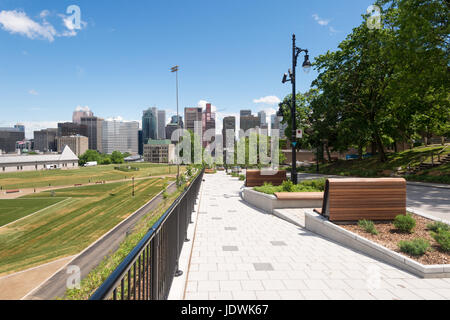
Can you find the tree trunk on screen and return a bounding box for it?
[374,132,387,162]
[326,144,332,162]
[358,144,363,160]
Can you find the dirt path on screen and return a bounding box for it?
[0,256,74,300]
[0,174,177,199]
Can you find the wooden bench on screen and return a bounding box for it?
[245,170,287,187]
[5,189,20,194]
[315,178,406,222]
[275,192,324,200]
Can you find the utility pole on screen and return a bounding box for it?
[171,65,180,184]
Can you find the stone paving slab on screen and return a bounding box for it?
[184,172,450,300]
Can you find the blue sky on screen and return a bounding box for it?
[0,0,375,138]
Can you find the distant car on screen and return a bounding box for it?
[84,161,98,167]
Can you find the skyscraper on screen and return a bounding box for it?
[142,107,158,143]
[222,116,236,149]
[34,129,58,152]
[258,111,267,126]
[184,107,203,133]
[157,110,166,140]
[240,110,252,117]
[0,126,25,153]
[57,122,88,137]
[81,116,104,152]
[165,116,183,143]
[72,106,93,124]
[102,119,139,155]
[202,103,216,148]
[240,110,259,133]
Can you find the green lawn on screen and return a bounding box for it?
[304,145,450,183]
[0,198,64,227]
[0,163,182,189]
[0,177,172,275]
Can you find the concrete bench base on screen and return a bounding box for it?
[305,210,450,279]
[242,188,323,214]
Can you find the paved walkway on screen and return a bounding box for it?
[0,256,74,300]
[184,172,450,300]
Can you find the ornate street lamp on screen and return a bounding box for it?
[281,34,311,184]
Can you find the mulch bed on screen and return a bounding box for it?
[340,214,450,265]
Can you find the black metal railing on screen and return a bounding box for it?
[90,169,204,300]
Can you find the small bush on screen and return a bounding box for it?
[427,222,450,233]
[394,214,416,233]
[239,175,245,181]
[398,239,430,256]
[358,220,379,235]
[431,229,450,252]
[282,180,294,192]
[163,191,169,199]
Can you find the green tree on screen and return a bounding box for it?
[111,151,125,164]
[78,150,101,166]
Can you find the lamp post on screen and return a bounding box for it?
[281,34,311,184]
[171,65,180,184]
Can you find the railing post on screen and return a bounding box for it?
[150,233,159,300]
[175,203,183,277]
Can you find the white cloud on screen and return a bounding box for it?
[253,96,281,105]
[28,89,38,95]
[0,9,87,42]
[75,105,91,112]
[40,10,50,19]
[0,10,56,42]
[329,26,339,34]
[312,14,330,26]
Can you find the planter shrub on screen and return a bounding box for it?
[394,214,416,233]
[431,229,450,252]
[398,239,430,256]
[427,221,450,233]
[358,220,379,235]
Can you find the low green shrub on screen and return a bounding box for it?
[427,221,450,233]
[358,220,379,235]
[393,214,416,233]
[398,239,430,256]
[239,175,245,181]
[253,179,325,195]
[282,180,294,192]
[431,229,450,252]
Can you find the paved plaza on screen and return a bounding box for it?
[183,172,450,300]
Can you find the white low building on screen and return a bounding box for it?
[0,146,79,173]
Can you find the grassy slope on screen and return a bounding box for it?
[308,145,450,184]
[0,163,182,189]
[0,177,171,275]
[63,171,200,300]
[0,198,64,227]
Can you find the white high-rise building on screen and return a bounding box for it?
[102,119,139,155]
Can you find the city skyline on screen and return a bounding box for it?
[0,0,376,138]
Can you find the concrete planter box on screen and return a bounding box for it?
[305,210,450,278]
[242,188,323,214]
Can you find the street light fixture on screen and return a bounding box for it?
[280,34,311,185]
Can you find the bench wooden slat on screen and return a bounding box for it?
[320,178,406,222]
[245,170,286,187]
[275,192,324,200]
